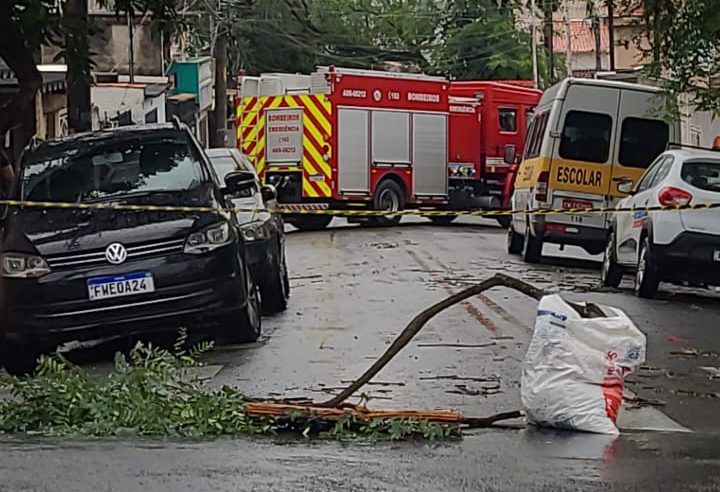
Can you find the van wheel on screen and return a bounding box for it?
[290,215,332,231]
[601,231,623,288]
[522,223,542,263]
[635,236,660,298]
[507,224,523,255]
[222,267,262,343]
[369,180,405,226]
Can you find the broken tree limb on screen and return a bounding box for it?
[319,274,546,408]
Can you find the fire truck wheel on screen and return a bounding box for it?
[289,215,333,231]
[370,179,405,226]
[495,216,511,229]
[429,215,457,226]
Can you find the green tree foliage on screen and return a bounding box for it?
[434,0,546,81]
[633,0,720,115]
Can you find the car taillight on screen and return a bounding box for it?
[658,187,692,207]
[535,171,549,202]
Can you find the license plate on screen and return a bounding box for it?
[87,272,155,301]
[714,250,720,262]
[563,199,593,209]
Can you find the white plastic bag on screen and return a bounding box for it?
[521,294,646,435]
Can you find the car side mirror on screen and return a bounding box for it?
[503,145,517,165]
[223,170,256,195]
[261,184,277,202]
[617,179,634,195]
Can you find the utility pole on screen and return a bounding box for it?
[593,15,602,73]
[212,0,228,148]
[127,11,135,83]
[542,0,554,84]
[530,0,539,87]
[564,1,573,77]
[607,0,615,71]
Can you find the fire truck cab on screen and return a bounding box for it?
[447,82,542,226]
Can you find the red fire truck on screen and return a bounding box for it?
[235,66,540,230]
[446,81,542,226]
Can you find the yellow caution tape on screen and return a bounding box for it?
[0,199,718,218]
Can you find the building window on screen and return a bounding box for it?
[499,108,517,133]
[618,117,669,169]
[559,111,612,164]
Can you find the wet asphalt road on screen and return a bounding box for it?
[3,217,720,491]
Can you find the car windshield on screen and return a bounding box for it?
[681,161,720,193]
[21,135,205,203]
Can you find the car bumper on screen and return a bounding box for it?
[654,232,720,284]
[0,245,248,346]
[530,215,607,252]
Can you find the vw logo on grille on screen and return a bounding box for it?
[105,243,128,265]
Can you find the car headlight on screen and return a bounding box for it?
[240,222,269,242]
[184,222,233,254]
[1,253,51,278]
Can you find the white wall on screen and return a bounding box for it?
[143,93,167,124]
[92,85,146,129]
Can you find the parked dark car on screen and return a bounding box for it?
[205,148,289,313]
[0,122,262,373]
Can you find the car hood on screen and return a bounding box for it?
[4,185,225,257]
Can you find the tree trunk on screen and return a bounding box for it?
[0,18,42,144]
[65,0,93,133]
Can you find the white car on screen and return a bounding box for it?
[601,147,720,298]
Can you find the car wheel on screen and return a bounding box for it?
[507,224,523,255]
[290,215,332,232]
[261,246,290,314]
[369,180,405,226]
[429,215,457,226]
[0,344,42,376]
[601,231,623,288]
[495,216,511,229]
[635,236,660,298]
[522,222,542,263]
[222,266,262,343]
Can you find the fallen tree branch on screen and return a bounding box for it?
[319,274,545,407]
[319,274,607,408]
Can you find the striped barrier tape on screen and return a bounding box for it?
[0,199,719,217]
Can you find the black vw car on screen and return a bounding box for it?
[0,122,261,372]
[205,148,289,314]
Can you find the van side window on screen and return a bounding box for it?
[559,111,612,164]
[524,111,548,159]
[499,108,517,132]
[618,117,669,168]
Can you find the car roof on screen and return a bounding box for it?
[663,148,720,162]
[205,148,237,157]
[26,123,186,159]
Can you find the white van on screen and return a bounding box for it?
[507,78,680,263]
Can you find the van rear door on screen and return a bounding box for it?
[548,83,619,229]
[608,88,672,203]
